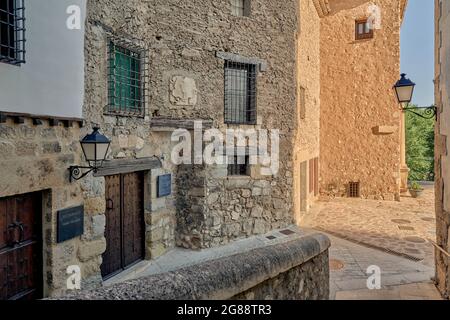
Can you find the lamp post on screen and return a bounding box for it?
[393,73,437,120]
[393,73,436,194]
[69,127,111,182]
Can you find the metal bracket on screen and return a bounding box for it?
[402,105,437,120]
[69,166,95,183]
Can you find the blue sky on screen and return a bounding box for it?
[400,0,434,107]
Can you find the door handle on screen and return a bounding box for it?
[7,221,25,245]
[106,198,114,210]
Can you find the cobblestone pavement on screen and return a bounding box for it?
[327,234,441,300]
[302,185,436,267]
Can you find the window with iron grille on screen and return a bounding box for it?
[228,155,250,176]
[224,60,257,124]
[106,40,148,117]
[355,19,373,40]
[0,0,25,65]
[231,0,249,17]
[348,182,360,198]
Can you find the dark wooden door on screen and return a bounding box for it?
[0,193,42,300]
[101,172,144,279]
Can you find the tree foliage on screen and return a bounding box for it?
[405,106,435,181]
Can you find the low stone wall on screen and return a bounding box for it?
[55,233,330,300]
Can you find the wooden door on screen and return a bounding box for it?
[101,172,144,279]
[102,175,122,278]
[0,193,42,300]
[122,172,144,267]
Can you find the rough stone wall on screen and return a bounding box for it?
[232,251,329,300]
[0,120,96,297]
[294,0,321,220]
[53,233,331,300]
[435,0,450,300]
[83,0,186,263]
[319,0,402,200]
[84,0,300,250]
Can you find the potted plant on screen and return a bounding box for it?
[409,181,424,198]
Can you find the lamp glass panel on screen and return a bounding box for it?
[96,143,110,161]
[396,86,414,103]
[81,143,96,162]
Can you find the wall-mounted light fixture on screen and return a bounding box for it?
[393,73,436,120]
[69,127,111,182]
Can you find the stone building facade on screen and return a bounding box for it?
[319,0,407,200]
[1,0,326,299]
[435,0,450,300]
[83,0,301,257]
[294,0,321,219]
[1,0,410,299]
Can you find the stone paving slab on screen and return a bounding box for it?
[335,282,441,300]
[326,234,439,300]
[302,186,436,266]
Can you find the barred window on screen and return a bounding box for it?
[0,0,25,65]
[228,155,250,176]
[231,0,249,17]
[224,60,257,124]
[106,40,148,117]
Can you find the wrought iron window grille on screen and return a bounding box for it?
[224,60,257,125]
[0,0,25,65]
[105,37,148,117]
[231,0,248,17]
[348,182,361,198]
[227,154,250,176]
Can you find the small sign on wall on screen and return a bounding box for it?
[157,174,172,198]
[57,205,84,243]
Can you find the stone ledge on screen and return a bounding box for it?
[94,157,161,176]
[54,232,330,300]
[216,51,268,72]
[150,118,214,131]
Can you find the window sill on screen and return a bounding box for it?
[226,175,251,180]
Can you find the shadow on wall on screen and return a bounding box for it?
[327,0,372,16]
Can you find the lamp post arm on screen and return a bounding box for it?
[69,166,95,183]
[402,104,437,121]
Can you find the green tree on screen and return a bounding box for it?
[405,106,435,181]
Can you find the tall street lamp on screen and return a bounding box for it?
[69,127,111,182]
[393,73,437,120]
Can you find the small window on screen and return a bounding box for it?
[231,0,249,17]
[348,182,360,198]
[224,60,257,124]
[107,40,147,117]
[0,0,25,65]
[228,155,250,176]
[355,19,373,40]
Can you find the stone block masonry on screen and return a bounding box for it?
[0,118,105,297]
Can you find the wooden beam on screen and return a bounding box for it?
[49,119,60,127]
[13,116,25,124]
[150,118,214,131]
[32,118,43,125]
[94,157,162,177]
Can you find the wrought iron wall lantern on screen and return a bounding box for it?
[393,73,437,120]
[69,127,111,182]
